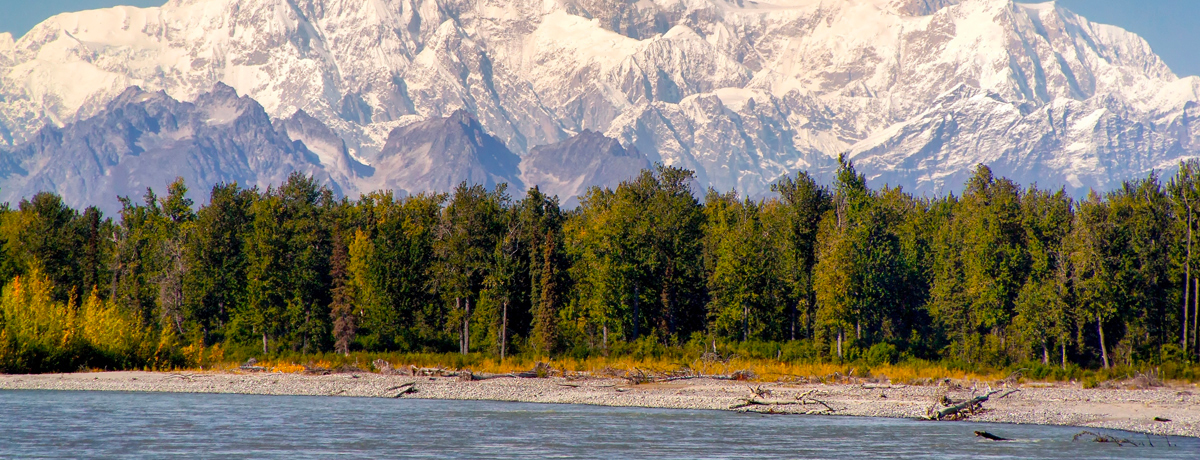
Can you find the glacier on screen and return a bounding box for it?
[1,0,1199,207]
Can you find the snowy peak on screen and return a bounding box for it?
[889,0,961,16]
[2,0,1200,205]
[0,32,13,66]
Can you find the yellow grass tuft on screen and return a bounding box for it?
[212,353,1002,384]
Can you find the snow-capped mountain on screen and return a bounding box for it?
[2,0,1199,205]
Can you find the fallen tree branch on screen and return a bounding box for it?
[656,375,706,382]
[411,367,450,377]
[386,382,417,397]
[927,388,1013,421]
[730,388,835,412]
[1073,431,1138,447]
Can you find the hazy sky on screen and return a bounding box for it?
[2,0,1198,77]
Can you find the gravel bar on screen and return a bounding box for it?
[2,371,1196,438]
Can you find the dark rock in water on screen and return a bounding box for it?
[0,83,337,213]
[974,431,1009,441]
[366,109,523,194]
[520,129,651,206]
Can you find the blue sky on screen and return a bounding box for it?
[2,0,1198,77]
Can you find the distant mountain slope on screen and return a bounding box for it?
[521,129,652,204]
[366,109,523,194]
[2,0,1200,205]
[0,83,341,212]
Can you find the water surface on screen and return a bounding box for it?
[0,389,1192,459]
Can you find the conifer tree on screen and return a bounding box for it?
[329,235,355,355]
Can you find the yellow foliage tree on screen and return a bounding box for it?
[0,271,81,372]
[1,272,179,372]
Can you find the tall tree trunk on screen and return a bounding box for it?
[1061,342,1067,371]
[1186,209,1192,350]
[262,332,268,355]
[456,297,464,354]
[1194,279,1199,355]
[1041,339,1049,365]
[464,297,471,354]
[789,300,797,341]
[837,327,844,360]
[743,303,749,342]
[807,293,817,339]
[1190,277,1200,355]
[631,285,640,341]
[500,300,508,361]
[1097,312,1110,370]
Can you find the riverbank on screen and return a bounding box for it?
[1,370,1195,438]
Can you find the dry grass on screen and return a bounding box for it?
[194,353,1003,384]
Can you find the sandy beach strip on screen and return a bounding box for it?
[1,371,1196,438]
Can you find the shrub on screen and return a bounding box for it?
[865,343,900,366]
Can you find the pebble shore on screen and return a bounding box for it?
[1,371,1196,438]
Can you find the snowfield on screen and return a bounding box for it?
[1,0,1199,205]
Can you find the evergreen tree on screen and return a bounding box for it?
[434,183,509,354]
[184,182,254,344]
[564,187,639,346]
[1167,161,1200,354]
[12,193,82,302]
[244,174,333,353]
[156,178,195,335]
[329,235,356,355]
[1013,186,1074,366]
[771,171,831,339]
[705,191,775,342]
[532,229,563,353]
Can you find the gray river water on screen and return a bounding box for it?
[0,389,1193,459]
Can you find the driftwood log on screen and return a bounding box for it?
[1073,431,1138,447]
[386,382,417,397]
[927,389,1019,420]
[730,389,836,413]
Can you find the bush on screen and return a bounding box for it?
[865,343,900,366]
[1081,375,1100,389]
[780,340,820,363]
[0,272,182,373]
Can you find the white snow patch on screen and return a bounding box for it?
[1071,108,1106,132]
[712,87,760,112]
[527,11,643,69]
[204,103,243,124]
[0,32,13,59]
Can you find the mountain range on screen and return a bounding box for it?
[1,0,1199,211]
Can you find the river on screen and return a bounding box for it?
[0,389,1191,458]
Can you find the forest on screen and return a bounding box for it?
[2,156,1200,379]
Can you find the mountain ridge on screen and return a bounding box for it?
[1,0,1199,205]
[0,84,652,212]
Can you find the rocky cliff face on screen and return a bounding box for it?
[367,109,523,194]
[2,0,1199,206]
[0,83,336,212]
[521,129,651,204]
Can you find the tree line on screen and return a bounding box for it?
[3,156,1200,373]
